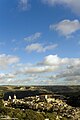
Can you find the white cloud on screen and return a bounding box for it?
[14,54,80,75]
[18,0,31,11]
[42,0,80,15]
[42,54,80,66]
[15,66,58,74]
[49,65,80,85]
[0,73,15,79]
[50,19,80,37]
[42,54,61,65]
[0,54,80,85]
[0,54,19,69]
[24,32,42,42]
[41,54,80,84]
[25,43,58,52]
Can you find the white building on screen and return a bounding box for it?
[9,96,11,100]
[14,94,16,99]
[45,95,48,100]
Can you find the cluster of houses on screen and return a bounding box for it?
[3,94,80,119]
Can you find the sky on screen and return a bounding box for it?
[0,0,80,85]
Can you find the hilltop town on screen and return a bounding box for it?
[3,93,80,120]
[0,86,80,119]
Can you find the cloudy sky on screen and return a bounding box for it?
[0,0,80,85]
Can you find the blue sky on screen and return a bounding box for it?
[0,0,80,85]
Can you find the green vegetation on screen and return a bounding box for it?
[0,102,45,120]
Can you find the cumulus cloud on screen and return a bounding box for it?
[42,55,80,84]
[50,19,80,37]
[14,54,80,75]
[15,65,58,75]
[50,66,80,80]
[0,72,39,85]
[49,67,80,85]
[1,54,80,85]
[42,0,80,15]
[0,54,19,69]
[24,32,42,42]
[25,43,58,52]
[40,54,80,83]
[0,72,17,85]
[18,0,31,11]
[41,54,80,66]
[0,73,15,79]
